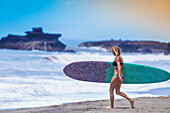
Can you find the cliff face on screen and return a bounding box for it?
[0,27,71,52]
[78,40,168,54]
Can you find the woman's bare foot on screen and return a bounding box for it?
[105,106,113,109]
[129,99,134,108]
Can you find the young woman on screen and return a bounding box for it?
[105,46,134,109]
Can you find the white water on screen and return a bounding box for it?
[0,47,170,110]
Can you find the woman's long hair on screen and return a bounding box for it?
[112,46,121,56]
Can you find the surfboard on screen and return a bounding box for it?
[63,61,170,84]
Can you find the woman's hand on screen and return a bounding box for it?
[118,76,123,83]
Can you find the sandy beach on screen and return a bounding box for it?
[0,96,169,113]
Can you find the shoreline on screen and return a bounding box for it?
[0,96,170,113]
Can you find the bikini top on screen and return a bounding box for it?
[112,56,123,66]
[112,61,123,66]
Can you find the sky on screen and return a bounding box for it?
[0,0,169,46]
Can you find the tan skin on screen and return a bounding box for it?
[105,51,134,109]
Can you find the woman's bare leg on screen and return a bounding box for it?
[105,76,119,109]
[116,81,134,108]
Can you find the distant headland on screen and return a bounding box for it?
[0,27,74,52]
[0,27,169,54]
[78,39,170,54]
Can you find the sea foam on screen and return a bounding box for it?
[0,48,169,109]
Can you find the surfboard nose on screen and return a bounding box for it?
[63,63,71,77]
[63,62,80,80]
[63,61,111,83]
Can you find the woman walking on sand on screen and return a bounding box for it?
[105,46,134,109]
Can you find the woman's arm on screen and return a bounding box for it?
[115,56,123,82]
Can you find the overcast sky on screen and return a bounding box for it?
[0,0,169,45]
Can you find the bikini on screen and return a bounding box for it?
[112,61,124,79]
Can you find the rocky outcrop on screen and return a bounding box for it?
[0,27,75,52]
[78,40,168,53]
[164,42,170,55]
[168,42,170,53]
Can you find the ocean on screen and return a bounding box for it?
[0,46,170,110]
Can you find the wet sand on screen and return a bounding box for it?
[1,96,170,113]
